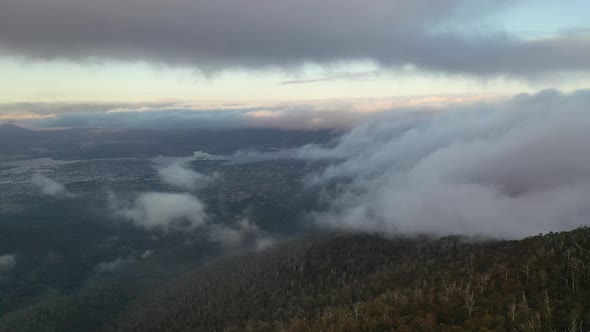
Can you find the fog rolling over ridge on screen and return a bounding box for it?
[3,88,590,239]
[287,89,590,238]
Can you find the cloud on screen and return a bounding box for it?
[157,163,218,191]
[94,256,135,273]
[110,192,207,231]
[108,191,274,250]
[22,106,361,130]
[0,0,587,77]
[207,219,275,251]
[8,94,499,130]
[290,89,590,239]
[0,254,16,273]
[31,173,69,197]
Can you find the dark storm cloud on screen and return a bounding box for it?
[0,0,588,76]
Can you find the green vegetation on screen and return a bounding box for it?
[2,227,590,331]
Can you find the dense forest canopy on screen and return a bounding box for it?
[1,227,589,332]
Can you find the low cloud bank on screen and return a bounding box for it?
[0,254,16,273]
[207,219,275,251]
[94,256,135,273]
[7,94,498,130]
[157,163,219,192]
[110,192,207,231]
[109,191,275,250]
[20,105,365,130]
[293,89,590,239]
[31,173,70,198]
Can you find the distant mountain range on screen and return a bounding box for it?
[0,124,335,159]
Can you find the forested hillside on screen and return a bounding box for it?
[2,228,590,331]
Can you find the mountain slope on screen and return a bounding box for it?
[112,228,590,332]
[1,228,589,332]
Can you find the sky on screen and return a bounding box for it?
[1,0,590,238]
[0,0,589,123]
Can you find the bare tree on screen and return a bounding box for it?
[351,302,362,320]
[508,298,518,322]
[567,310,583,332]
[521,261,531,283]
[463,289,475,317]
[544,290,553,319]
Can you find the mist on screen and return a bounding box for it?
[157,163,218,192]
[31,173,69,198]
[0,254,16,274]
[207,219,275,251]
[110,192,208,231]
[94,256,135,273]
[290,89,590,239]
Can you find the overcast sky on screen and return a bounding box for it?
[1,2,589,238]
[0,0,588,116]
